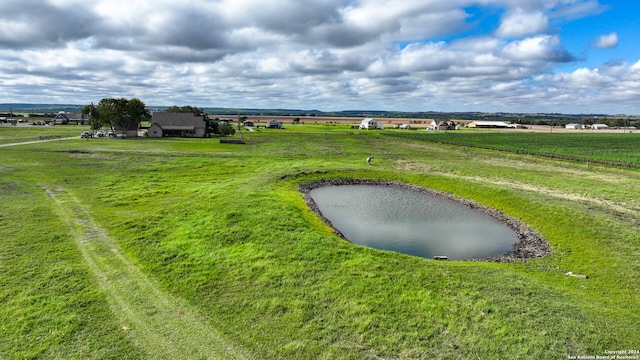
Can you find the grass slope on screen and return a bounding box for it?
[1,127,639,359]
[45,186,249,360]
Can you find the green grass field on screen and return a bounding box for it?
[0,124,85,144]
[388,131,640,167]
[1,126,639,359]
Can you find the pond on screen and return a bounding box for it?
[309,184,520,260]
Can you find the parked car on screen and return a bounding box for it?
[107,130,116,137]
[80,131,93,138]
[116,133,127,139]
[96,130,106,137]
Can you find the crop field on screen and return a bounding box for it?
[389,131,640,167]
[1,125,640,359]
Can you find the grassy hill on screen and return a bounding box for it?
[1,125,639,359]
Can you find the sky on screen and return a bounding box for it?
[1,0,639,114]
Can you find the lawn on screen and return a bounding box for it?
[0,124,87,144]
[1,125,639,359]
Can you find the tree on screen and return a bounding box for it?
[86,98,151,133]
[208,118,220,135]
[207,118,236,136]
[613,118,628,128]
[81,102,102,130]
[218,123,236,136]
[582,117,594,126]
[165,105,204,116]
[125,98,151,130]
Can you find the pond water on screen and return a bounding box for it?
[309,185,519,260]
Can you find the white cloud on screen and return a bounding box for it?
[592,32,618,49]
[0,0,638,114]
[501,35,572,62]
[496,9,549,38]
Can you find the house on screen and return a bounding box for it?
[566,123,583,129]
[436,120,459,130]
[266,119,282,129]
[53,112,88,125]
[467,121,516,129]
[114,121,140,138]
[243,120,254,127]
[148,112,208,138]
[358,118,383,130]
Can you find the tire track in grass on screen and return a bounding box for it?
[44,186,250,360]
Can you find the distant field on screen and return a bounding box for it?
[388,131,640,167]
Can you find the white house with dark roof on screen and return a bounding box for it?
[149,112,208,138]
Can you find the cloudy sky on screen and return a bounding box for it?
[1,0,639,114]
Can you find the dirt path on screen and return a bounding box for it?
[0,137,77,147]
[44,186,250,360]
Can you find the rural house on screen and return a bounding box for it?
[149,112,208,138]
[436,120,459,130]
[359,118,384,130]
[114,121,140,138]
[53,112,88,125]
[266,119,283,129]
[566,123,583,129]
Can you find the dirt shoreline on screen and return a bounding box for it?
[299,178,551,262]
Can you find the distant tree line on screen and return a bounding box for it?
[165,105,205,116]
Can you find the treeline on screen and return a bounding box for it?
[4,104,639,126]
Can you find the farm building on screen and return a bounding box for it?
[467,121,518,129]
[359,118,384,130]
[148,112,208,138]
[437,120,459,130]
[591,124,609,130]
[566,123,583,129]
[266,119,283,129]
[113,121,140,138]
[53,112,88,125]
[427,120,459,130]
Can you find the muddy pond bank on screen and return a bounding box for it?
[300,178,550,262]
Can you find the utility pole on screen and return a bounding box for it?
[237,114,245,143]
